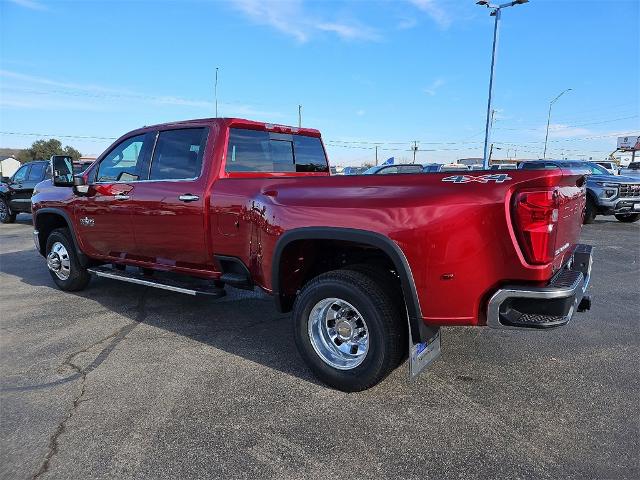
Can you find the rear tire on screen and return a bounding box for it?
[45,228,90,291]
[292,269,406,392]
[0,198,16,224]
[614,213,640,223]
[583,198,596,224]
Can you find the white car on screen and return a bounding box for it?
[595,161,618,175]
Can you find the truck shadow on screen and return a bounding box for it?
[0,248,322,387]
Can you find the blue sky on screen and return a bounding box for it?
[0,0,638,165]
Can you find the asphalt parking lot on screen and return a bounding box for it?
[0,215,638,480]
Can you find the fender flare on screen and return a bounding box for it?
[271,227,431,343]
[33,207,88,266]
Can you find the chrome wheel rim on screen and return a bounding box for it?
[308,298,369,370]
[47,242,71,280]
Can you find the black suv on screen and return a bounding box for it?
[0,160,51,223]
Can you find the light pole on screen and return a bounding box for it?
[477,0,529,169]
[543,88,572,159]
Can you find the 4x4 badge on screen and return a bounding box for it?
[441,174,512,184]
[80,217,95,227]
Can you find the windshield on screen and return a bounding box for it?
[587,163,610,175]
[362,166,381,175]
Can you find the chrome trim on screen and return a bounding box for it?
[114,194,129,201]
[88,268,198,295]
[178,194,200,202]
[487,246,592,330]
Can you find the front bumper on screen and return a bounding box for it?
[597,196,640,214]
[487,244,593,329]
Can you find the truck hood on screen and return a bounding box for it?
[587,174,640,184]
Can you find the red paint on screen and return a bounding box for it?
[32,118,587,327]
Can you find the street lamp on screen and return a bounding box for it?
[543,88,572,159]
[477,0,529,169]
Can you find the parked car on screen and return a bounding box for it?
[423,163,469,173]
[619,162,640,177]
[422,163,441,172]
[490,164,517,170]
[519,160,640,223]
[341,166,368,175]
[595,161,618,175]
[0,159,51,223]
[73,160,94,174]
[362,164,423,175]
[439,163,469,172]
[32,118,592,391]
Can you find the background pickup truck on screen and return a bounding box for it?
[1,159,51,223]
[31,118,593,391]
[520,160,640,223]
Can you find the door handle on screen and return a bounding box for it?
[178,194,200,202]
[114,194,130,201]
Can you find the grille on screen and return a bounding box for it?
[619,184,640,198]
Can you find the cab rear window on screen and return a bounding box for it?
[226,128,328,173]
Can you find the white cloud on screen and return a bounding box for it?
[546,124,593,138]
[408,0,451,29]
[424,78,445,96]
[0,70,282,118]
[397,17,418,30]
[231,0,309,42]
[229,0,380,42]
[316,22,380,41]
[8,0,47,11]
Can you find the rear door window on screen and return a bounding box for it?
[226,128,328,173]
[149,128,208,181]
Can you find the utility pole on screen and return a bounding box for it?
[477,0,529,169]
[543,88,572,159]
[375,145,378,166]
[215,67,219,117]
[298,104,302,128]
[412,141,419,163]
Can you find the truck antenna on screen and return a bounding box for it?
[215,67,219,118]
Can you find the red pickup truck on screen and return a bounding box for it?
[31,118,593,391]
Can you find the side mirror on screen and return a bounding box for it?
[51,155,74,187]
[0,176,10,184]
[73,174,89,195]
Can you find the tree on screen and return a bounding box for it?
[17,139,82,163]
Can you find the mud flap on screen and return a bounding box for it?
[409,326,441,379]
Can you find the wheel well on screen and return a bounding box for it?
[276,239,401,312]
[35,213,70,256]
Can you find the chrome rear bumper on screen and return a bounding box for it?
[487,244,593,329]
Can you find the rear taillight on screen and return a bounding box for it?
[512,189,559,265]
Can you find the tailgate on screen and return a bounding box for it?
[554,170,587,267]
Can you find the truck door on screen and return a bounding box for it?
[74,133,153,259]
[127,127,214,273]
[7,163,34,213]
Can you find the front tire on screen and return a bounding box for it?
[292,269,406,392]
[0,198,16,224]
[45,228,90,291]
[583,198,596,224]
[615,213,640,223]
